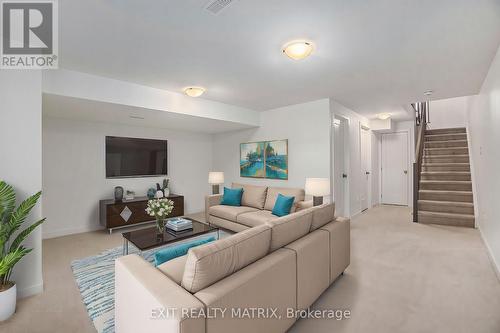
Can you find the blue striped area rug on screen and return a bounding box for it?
[71,230,226,333]
[71,246,157,333]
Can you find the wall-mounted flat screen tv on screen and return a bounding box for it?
[106,136,167,178]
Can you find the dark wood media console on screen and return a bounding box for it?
[99,195,184,233]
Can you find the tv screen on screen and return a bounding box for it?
[105,136,167,178]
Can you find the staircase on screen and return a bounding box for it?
[417,127,475,227]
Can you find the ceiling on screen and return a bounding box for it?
[42,94,257,133]
[59,0,500,116]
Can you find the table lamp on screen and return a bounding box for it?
[208,172,224,195]
[305,178,330,206]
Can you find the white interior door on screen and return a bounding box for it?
[381,132,408,205]
[360,127,370,211]
[333,117,349,216]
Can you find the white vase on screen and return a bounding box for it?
[0,283,16,321]
[164,188,170,197]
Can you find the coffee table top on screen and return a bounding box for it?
[122,217,218,252]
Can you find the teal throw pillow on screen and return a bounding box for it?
[220,187,243,206]
[154,236,215,266]
[272,193,295,217]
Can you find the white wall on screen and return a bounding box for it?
[429,96,470,130]
[43,69,260,127]
[330,99,375,216]
[212,99,331,196]
[42,117,213,238]
[466,45,500,277]
[0,71,43,298]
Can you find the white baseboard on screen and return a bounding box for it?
[17,281,43,299]
[478,226,500,282]
[43,225,104,239]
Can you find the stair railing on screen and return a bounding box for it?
[412,101,430,222]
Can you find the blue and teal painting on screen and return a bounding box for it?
[265,140,288,179]
[240,140,288,180]
[240,142,265,178]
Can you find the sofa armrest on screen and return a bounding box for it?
[320,216,350,282]
[295,200,313,211]
[205,194,222,222]
[115,254,205,333]
[334,216,350,223]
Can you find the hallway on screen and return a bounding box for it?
[290,205,500,333]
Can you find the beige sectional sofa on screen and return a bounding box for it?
[205,183,311,232]
[115,183,350,333]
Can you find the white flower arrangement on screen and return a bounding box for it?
[146,198,174,220]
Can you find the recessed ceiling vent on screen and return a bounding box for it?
[205,0,236,15]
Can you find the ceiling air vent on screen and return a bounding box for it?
[205,0,236,15]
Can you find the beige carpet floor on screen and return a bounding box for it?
[1,206,499,333]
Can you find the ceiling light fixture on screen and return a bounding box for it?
[129,115,145,120]
[184,87,206,97]
[377,113,391,120]
[282,41,314,60]
[424,90,433,96]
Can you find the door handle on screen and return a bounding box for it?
[342,173,348,178]
[366,171,370,175]
[403,170,408,174]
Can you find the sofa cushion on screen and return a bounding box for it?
[209,205,258,221]
[220,187,243,206]
[237,210,278,228]
[264,187,305,212]
[232,183,268,209]
[157,254,187,285]
[309,203,336,231]
[209,215,249,233]
[181,225,272,293]
[266,209,313,251]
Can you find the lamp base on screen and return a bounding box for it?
[313,196,323,206]
[212,185,220,195]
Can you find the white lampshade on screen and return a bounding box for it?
[208,172,224,184]
[305,178,330,196]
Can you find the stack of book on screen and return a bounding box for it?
[166,217,193,232]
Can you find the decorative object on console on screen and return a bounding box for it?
[305,178,330,206]
[156,178,170,197]
[0,181,45,321]
[155,190,164,198]
[146,198,174,233]
[99,195,184,233]
[125,190,135,200]
[208,171,224,194]
[220,187,243,206]
[147,188,156,199]
[240,139,288,180]
[114,186,124,201]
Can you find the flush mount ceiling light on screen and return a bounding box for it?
[377,113,391,120]
[424,90,434,96]
[184,87,205,97]
[282,41,314,60]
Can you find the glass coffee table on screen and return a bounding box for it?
[121,217,219,255]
